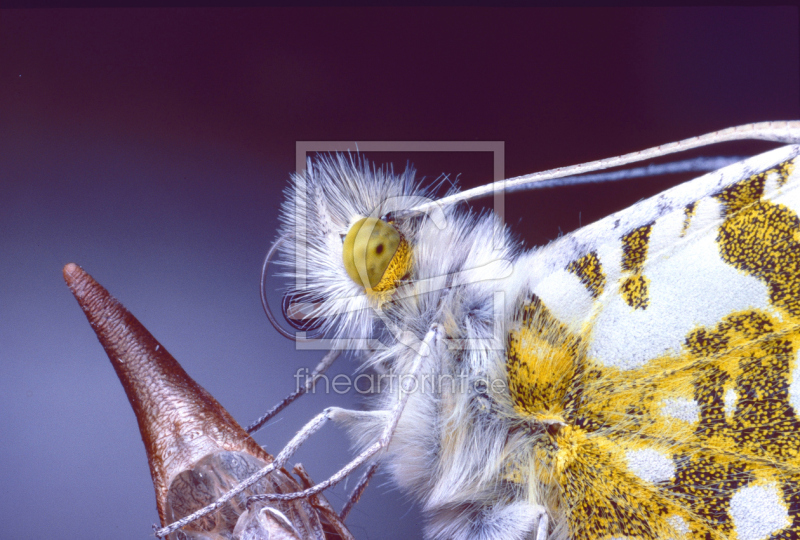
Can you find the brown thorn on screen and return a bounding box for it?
[63,263,351,539]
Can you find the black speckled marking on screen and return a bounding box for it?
[567,251,606,299]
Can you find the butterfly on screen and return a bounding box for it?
[157,122,800,540]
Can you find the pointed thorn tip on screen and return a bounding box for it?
[63,262,83,285]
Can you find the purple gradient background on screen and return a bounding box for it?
[1,7,798,540]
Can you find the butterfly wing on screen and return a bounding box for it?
[509,145,800,539]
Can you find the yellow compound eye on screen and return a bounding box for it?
[342,217,403,289]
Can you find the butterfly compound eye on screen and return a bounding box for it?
[342,217,410,291]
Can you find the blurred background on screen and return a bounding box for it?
[1,7,798,540]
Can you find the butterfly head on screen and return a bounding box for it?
[276,154,426,341]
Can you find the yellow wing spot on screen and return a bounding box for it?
[506,296,584,421]
[620,274,650,310]
[681,202,697,237]
[684,310,774,358]
[775,159,796,188]
[567,251,606,299]
[668,451,751,538]
[618,223,653,310]
[621,223,653,272]
[714,168,767,215]
[711,158,797,216]
[547,425,709,539]
[719,200,800,317]
[715,188,800,318]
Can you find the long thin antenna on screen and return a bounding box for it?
[401,121,800,216]
[502,156,742,192]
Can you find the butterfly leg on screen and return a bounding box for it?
[339,462,379,521]
[247,325,439,504]
[157,326,436,536]
[247,348,342,433]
